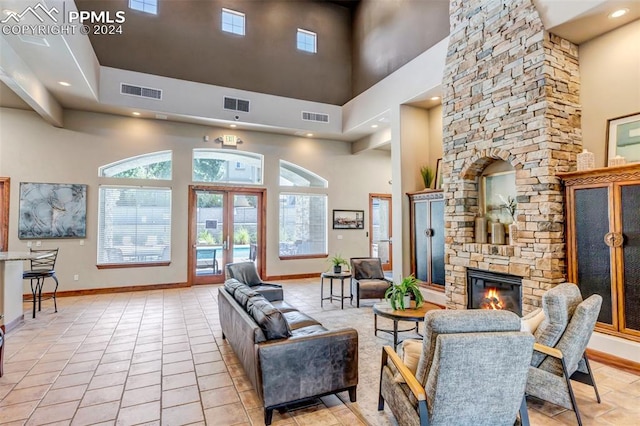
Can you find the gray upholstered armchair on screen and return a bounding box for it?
[525,282,602,426]
[224,261,283,301]
[350,257,391,307]
[379,310,534,426]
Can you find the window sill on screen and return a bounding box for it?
[97,261,170,269]
[279,254,328,260]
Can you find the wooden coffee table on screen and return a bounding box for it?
[373,301,443,349]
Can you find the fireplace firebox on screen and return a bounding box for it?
[467,268,522,316]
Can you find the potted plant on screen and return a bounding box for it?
[384,275,424,310]
[420,165,435,189]
[329,254,349,273]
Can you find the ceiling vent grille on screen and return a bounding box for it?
[302,111,329,123]
[223,97,250,113]
[120,83,162,100]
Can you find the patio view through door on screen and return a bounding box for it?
[188,186,265,285]
[369,193,392,271]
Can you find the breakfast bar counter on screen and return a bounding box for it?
[0,252,48,330]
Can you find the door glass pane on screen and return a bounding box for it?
[371,198,390,264]
[575,187,612,325]
[431,200,445,286]
[195,191,224,276]
[414,201,428,282]
[621,184,640,332]
[233,194,258,263]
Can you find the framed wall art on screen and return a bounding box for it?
[606,112,640,164]
[332,209,364,229]
[19,182,88,239]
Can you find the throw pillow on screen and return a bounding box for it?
[394,339,422,383]
[521,308,545,334]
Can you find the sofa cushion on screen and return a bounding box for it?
[283,311,322,330]
[224,279,246,297]
[251,284,284,302]
[232,284,261,309]
[246,295,291,340]
[271,300,298,313]
[290,324,328,337]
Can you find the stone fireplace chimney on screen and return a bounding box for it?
[441,0,582,313]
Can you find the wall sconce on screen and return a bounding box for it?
[215,135,243,149]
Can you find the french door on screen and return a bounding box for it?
[369,193,392,271]
[188,186,265,285]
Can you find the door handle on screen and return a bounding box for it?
[425,229,434,237]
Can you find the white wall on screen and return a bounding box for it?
[0,108,391,292]
[580,19,640,167]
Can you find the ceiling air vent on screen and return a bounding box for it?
[120,83,162,100]
[223,97,250,113]
[302,111,329,123]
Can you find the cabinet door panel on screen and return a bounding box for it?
[621,184,640,332]
[574,187,613,325]
[414,201,428,282]
[430,199,445,286]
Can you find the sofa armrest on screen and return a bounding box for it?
[257,328,358,408]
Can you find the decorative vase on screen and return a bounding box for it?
[333,265,342,274]
[491,220,505,245]
[403,295,411,310]
[509,222,518,245]
[577,149,595,171]
[475,216,487,243]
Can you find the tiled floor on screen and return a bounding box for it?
[0,279,638,425]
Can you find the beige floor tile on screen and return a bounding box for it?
[14,371,59,389]
[132,349,162,364]
[238,389,262,410]
[94,360,131,376]
[129,359,162,376]
[162,342,191,354]
[204,402,249,425]
[39,384,87,406]
[195,360,227,377]
[125,371,162,390]
[162,360,194,376]
[68,350,104,364]
[88,371,128,390]
[116,400,161,425]
[162,371,198,390]
[198,372,234,391]
[50,371,94,390]
[71,401,120,426]
[80,384,124,407]
[26,400,79,425]
[161,401,205,426]
[121,384,161,407]
[100,350,133,364]
[246,407,294,426]
[0,400,39,423]
[232,375,254,392]
[28,359,68,375]
[201,385,241,409]
[60,360,100,376]
[162,384,200,408]
[162,350,193,364]
[0,384,50,407]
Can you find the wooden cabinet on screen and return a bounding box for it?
[561,164,640,342]
[408,190,445,289]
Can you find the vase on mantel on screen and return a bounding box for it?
[475,216,487,243]
[491,220,505,245]
[509,222,518,245]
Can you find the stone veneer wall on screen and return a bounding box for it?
[441,0,582,313]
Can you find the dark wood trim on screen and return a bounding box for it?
[420,283,445,293]
[25,282,191,299]
[369,193,392,271]
[96,261,171,269]
[278,254,328,260]
[265,272,321,281]
[0,177,9,252]
[586,348,640,376]
[2,313,23,333]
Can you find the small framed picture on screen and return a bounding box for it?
[332,210,364,229]
[606,112,640,164]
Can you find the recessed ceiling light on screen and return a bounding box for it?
[58,81,71,87]
[609,8,628,18]
[430,96,440,101]
[132,112,141,116]
[371,124,379,128]
[230,124,237,128]
[306,133,313,137]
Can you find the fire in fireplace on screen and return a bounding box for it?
[467,268,522,316]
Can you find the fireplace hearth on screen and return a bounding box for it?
[467,268,522,316]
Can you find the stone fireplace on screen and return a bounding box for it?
[467,268,522,316]
[441,0,582,314]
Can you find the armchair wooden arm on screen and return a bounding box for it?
[533,342,563,360]
[381,345,426,402]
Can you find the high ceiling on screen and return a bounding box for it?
[0,0,639,143]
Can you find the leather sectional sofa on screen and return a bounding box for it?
[218,279,359,424]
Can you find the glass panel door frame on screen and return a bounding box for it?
[188,185,265,285]
[369,193,392,271]
[0,177,9,251]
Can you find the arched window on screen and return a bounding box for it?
[98,150,172,180]
[279,160,328,188]
[193,149,263,185]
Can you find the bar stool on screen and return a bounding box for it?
[22,248,59,318]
